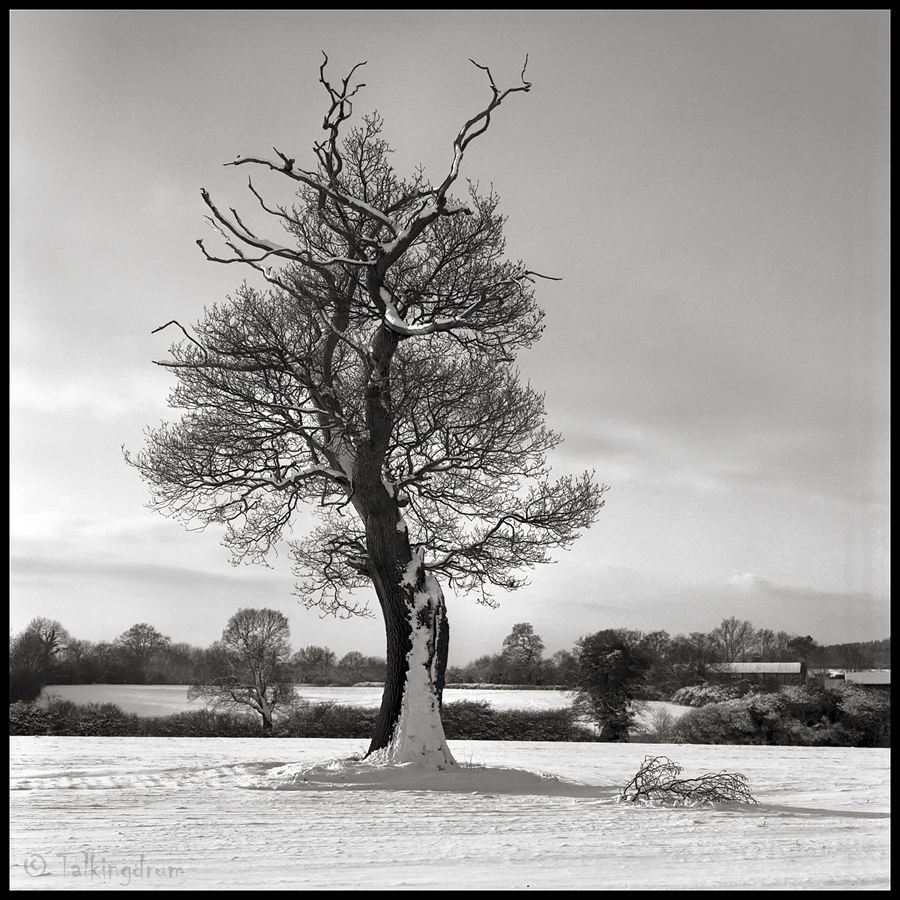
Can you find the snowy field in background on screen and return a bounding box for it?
[37,683,691,731]
[10,737,889,890]
[38,684,579,716]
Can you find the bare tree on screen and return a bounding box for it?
[337,650,367,683]
[712,617,755,663]
[833,642,873,672]
[549,649,579,686]
[665,631,722,688]
[750,627,777,661]
[89,641,125,681]
[126,57,605,767]
[460,653,504,684]
[114,623,171,678]
[9,618,73,702]
[10,617,71,675]
[292,645,337,683]
[773,630,798,662]
[501,622,545,685]
[189,608,297,732]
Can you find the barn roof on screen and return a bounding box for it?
[844,670,891,685]
[713,662,804,674]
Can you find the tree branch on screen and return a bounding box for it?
[223,157,397,239]
[436,57,531,200]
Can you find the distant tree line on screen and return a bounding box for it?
[9,613,890,706]
[445,618,890,693]
[8,616,386,705]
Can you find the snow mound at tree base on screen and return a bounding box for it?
[241,756,620,797]
[11,756,617,797]
[10,756,615,798]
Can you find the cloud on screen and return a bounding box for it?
[10,368,166,421]
[10,553,264,588]
[551,413,889,507]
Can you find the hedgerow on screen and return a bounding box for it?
[9,699,141,736]
[10,685,889,746]
[9,697,597,741]
[441,700,598,742]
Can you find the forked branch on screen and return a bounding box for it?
[435,56,531,200]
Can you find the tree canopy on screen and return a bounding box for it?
[126,56,605,764]
[189,607,297,732]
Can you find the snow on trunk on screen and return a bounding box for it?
[367,552,456,769]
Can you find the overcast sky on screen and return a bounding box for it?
[10,10,890,664]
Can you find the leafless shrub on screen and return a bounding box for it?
[649,708,675,742]
[620,755,758,806]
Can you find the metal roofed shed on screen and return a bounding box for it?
[820,670,891,691]
[714,663,804,674]
[844,670,891,685]
[712,661,807,685]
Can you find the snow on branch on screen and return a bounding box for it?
[314,52,367,184]
[199,188,299,260]
[379,268,554,338]
[372,60,532,275]
[264,466,350,490]
[197,188,374,275]
[223,156,397,239]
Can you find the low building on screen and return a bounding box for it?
[823,670,891,692]
[712,661,806,686]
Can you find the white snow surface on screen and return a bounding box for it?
[9,738,889,890]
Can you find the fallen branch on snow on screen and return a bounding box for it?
[620,755,758,807]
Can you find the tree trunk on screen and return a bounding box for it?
[355,327,454,768]
[435,605,449,709]
[363,536,455,767]
[257,685,273,733]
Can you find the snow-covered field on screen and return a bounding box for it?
[36,684,689,732]
[9,737,889,890]
[38,683,580,716]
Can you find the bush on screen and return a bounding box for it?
[672,691,792,745]
[271,701,377,738]
[777,684,839,724]
[9,668,44,704]
[441,700,598,741]
[9,700,50,735]
[672,698,760,745]
[15,688,882,745]
[142,708,261,738]
[9,698,141,736]
[671,682,750,708]
[837,687,890,747]
[775,717,857,747]
[670,686,891,748]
